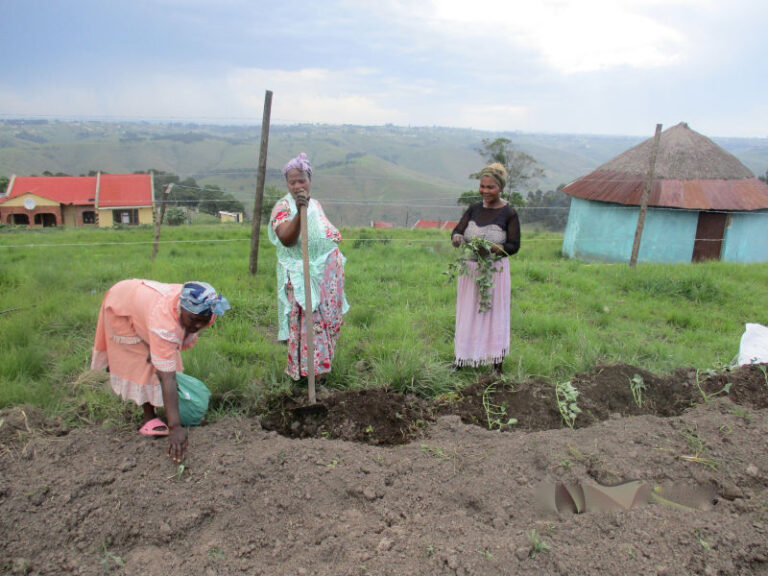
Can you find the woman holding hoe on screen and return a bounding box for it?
[268,152,349,384]
[91,279,230,462]
[451,163,520,373]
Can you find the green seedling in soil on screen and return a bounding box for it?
[98,544,124,576]
[167,463,186,481]
[694,529,711,550]
[555,381,581,429]
[729,407,752,423]
[482,382,518,431]
[420,444,453,462]
[629,373,646,408]
[758,365,768,389]
[446,237,507,313]
[208,546,226,559]
[478,549,494,560]
[694,369,732,403]
[678,426,719,470]
[528,529,551,558]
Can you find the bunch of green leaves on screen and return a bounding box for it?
[446,237,506,313]
[555,380,581,429]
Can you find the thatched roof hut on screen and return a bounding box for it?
[561,123,768,263]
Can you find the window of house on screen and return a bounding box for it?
[117,209,139,225]
[34,213,57,227]
[82,211,96,224]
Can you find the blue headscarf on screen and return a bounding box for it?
[180,282,230,316]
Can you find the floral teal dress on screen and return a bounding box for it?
[268,194,349,380]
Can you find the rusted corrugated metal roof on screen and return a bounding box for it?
[563,170,768,210]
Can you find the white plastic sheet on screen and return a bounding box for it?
[737,323,768,365]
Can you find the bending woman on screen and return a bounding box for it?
[268,152,349,383]
[91,279,229,461]
[451,163,520,373]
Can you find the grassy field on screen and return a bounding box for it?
[2,223,768,421]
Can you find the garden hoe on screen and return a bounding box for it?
[291,200,328,417]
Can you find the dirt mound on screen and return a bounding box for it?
[2,363,768,576]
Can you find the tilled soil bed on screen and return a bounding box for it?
[1,362,767,576]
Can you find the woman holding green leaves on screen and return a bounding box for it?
[451,163,521,373]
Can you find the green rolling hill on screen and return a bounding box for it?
[2,120,766,227]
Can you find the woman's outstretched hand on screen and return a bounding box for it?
[451,233,464,247]
[167,426,188,463]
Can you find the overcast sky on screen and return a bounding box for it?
[2,0,766,138]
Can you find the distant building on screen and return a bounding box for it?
[219,211,243,223]
[371,220,394,229]
[0,173,154,227]
[412,219,458,230]
[562,122,768,263]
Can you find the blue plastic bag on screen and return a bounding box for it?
[175,372,211,426]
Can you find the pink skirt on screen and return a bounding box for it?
[454,259,510,367]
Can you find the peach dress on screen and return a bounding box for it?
[91,279,200,407]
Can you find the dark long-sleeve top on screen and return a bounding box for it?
[451,203,521,257]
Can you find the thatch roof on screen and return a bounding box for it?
[563,122,768,210]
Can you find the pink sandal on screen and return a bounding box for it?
[139,417,169,436]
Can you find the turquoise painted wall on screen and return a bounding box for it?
[722,210,768,262]
[562,198,698,263]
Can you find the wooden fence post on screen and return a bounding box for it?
[249,90,273,275]
[151,183,173,262]
[629,124,663,267]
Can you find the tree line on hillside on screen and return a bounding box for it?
[145,170,245,224]
[457,137,570,230]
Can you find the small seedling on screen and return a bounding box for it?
[477,549,494,560]
[167,463,186,481]
[207,546,226,559]
[98,543,124,575]
[694,529,711,550]
[729,407,752,423]
[420,444,453,462]
[678,426,719,470]
[758,365,768,389]
[629,373,646,408]
[555,381,581,429]
[528,529,551,558]
[482,383,518,431]
[694,369,732,403]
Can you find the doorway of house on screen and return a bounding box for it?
[691,212,727,262]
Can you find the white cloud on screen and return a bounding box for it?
[383,0,691,73]
[227,67,408,125]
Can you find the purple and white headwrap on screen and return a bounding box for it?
[282,152,313,178]
[180,281,230,316]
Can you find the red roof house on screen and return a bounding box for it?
[411,219,458,230]
[0,173,154,227]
